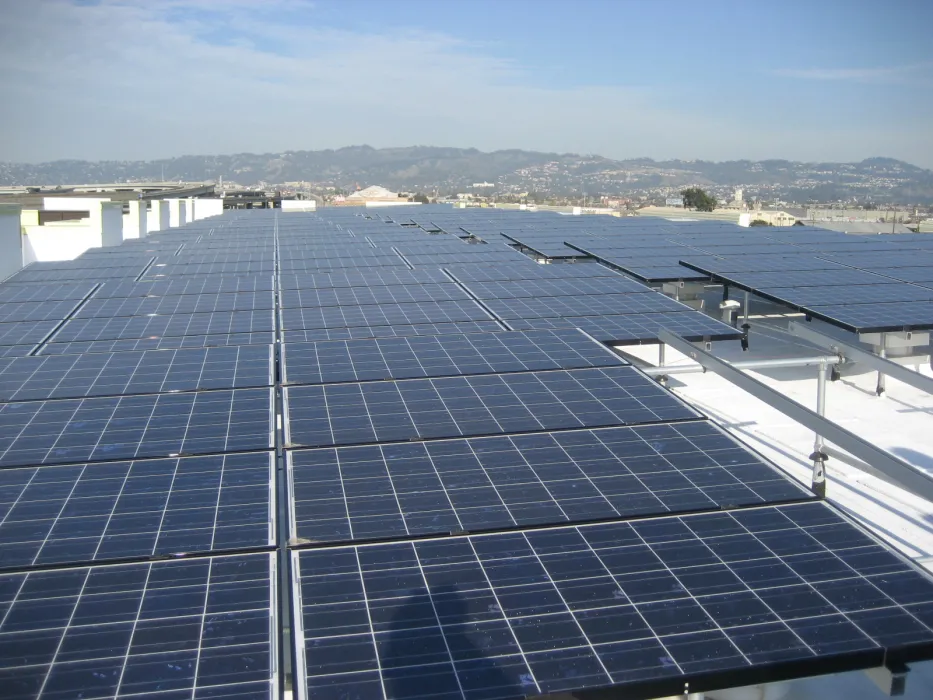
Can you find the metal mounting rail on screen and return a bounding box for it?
[787,321,933,396]
[657,330,933,503]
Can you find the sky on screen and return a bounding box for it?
[1,0,932,166]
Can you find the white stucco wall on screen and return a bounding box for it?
[148,200,170,232]
[124,201,148,239]
[101,202,124,247]
[281,200,317,211]
[22,224,101,263]
[194,198,224,218]
[0,204,23,281]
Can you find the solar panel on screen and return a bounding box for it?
[280,284,472,308]
[0,388,273,467]
[282,330,624,385]
[293,501,933,700]
[94,276,275,298]
[0,283,97,304]
[750,284,933,310]
[802,301,933,334]
[455,277,651,299]
[444,264,623,283]
[288,421,812,542]
[37,332,276,356]
[483,294,690,320]
[0,452,274,568]
[506,312,743,344]
[76,292,276,318]
[282,322,506,343]
[48,310,275,343]
[279,269,452,289]
[0,320,60,348]
[283,367,702,449]
[709,269,902,290]
[0,552,276,698]
[280,301,493,331]
[0,344,37,359]
[0,345,273,401]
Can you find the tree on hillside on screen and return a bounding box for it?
[681,187,717,212]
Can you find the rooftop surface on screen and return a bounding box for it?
[2,207,933,700]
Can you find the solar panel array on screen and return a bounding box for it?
[3,206,933,700]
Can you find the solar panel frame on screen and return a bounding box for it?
[483,294,690,321]
[76,292,276,318]
[281,330,626,385]
[0,345,274,401]
[48,310,276,343]
[287,421,813,544]
[0,451,275,569]
[292,500,933,700]
[280,284,472,308]
[0,552,277,699]
[506,312,743,345]
[280,300,494,331]
[0,283,98,304]
[37,332,276,356]
[283,366,703,449]
[0,387,274,468]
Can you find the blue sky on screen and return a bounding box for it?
[2,0,932,166]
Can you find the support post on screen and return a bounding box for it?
[656,330,933,503]
[876,333,887,396]
[809,359,829,497]
[658,343,667,385]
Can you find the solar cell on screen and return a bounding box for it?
[444,264,623,283]
[283,367,701,448]
[293,501,933,700]
[483,294,689,320]
[279,269,452,289]
[0,388,273,467]
[144,261,274,277]
[455,277,651,299]
[802,301,933,334]
[282,322,505,343]
[0,344,37,359]
[0,320,60,348]
[710,269,901,290]
[0,345,273,401]
[0,283,97,304]
[38,332,276,356]
[281,284,472,308]
[48,310,275,343]
[282,330,624,385]
[77,292,276,318]
[507,312,743,344]
[751,284,933,310]
[0,452,274,568]
[280,300,492,331]
[94,276,276,298]
[288,421,812,542]
[0,553,276,699]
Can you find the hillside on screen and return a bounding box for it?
[2,147,932,202]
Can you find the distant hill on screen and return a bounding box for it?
[2,146,932,202]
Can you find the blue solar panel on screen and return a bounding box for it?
[283,367,702,448]
[293,501,933,699]
[0,553,276,698]
[0,388,273,467]
[0,452,274,568]
[282,330,625,385]
[288,421,812,542]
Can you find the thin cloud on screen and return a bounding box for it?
[773,62,932,82]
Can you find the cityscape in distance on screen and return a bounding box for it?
[3,145,933,208]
